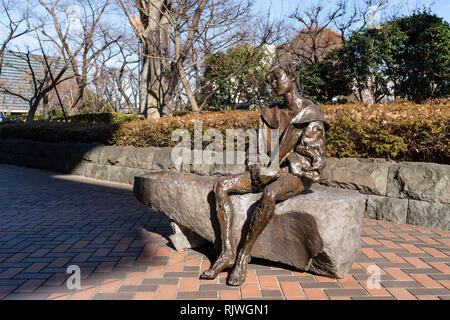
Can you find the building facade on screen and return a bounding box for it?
[0,51,45,114]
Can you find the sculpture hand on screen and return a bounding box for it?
[249,164,263,184]
[296,145,307,153]
[250,164,282,185]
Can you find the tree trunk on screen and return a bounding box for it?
[138,0,172,119]
[178,61,199,112]
[157,8,172,116]
[26,98,41,124]
[139,53,159,118]
[42,93,49,120]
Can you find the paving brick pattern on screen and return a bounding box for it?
[0,164,449,300]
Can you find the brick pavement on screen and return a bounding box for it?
[0,164,449,300]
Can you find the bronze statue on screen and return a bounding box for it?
[200,64,329,286]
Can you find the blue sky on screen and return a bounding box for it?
[255,0,450,24]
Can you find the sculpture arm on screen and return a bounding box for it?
[277,125,304,165]
[296,121,326,171]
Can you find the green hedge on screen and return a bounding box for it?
[55,112,146,124]
[0,122,117,144]
[326,118,449,163]
[0,103,448,164]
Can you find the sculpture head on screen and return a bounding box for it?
[266,66,293,96]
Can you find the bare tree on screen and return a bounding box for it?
[39,0,121,115]
[0,0,35,75]
[277,0,389,67]
[190,7,284,110]
[118,0,283,117]
[117,0,172,118]
[106,40,140,113]
[286,1,345,66]
[47,77,78,117]
[0,46,73,123]
[83,30,141,114]
[331,0,388,43]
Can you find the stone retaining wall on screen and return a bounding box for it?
[324,158,449,230]
[0,139,448,230]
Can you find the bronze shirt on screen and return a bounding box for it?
[258,99,329,182]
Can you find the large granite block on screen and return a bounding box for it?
[64,142,102,162]
[66,160,89,176]
[81,145,103,163]
[109,165,144,184]
[387,162,450,204]
[365,195,408,224]
[134,172,365,278]
[407,200,450,230]
[84,163,110,181]
[124,147,156,170]
[152,147,179,171]
[322,158,392,195]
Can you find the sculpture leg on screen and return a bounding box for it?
[227,174,308,286]
[200,172,253,280]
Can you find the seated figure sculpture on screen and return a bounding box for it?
[200,64,329,286]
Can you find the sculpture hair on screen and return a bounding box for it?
[266,60,303,93]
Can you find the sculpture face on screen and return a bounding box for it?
[268,68,293,96]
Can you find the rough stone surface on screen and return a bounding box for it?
[124,147,156,169]
[211,163,246,176]
[84,163,110,181]
[322,157,392,195]
[407,200,450,230]
[365,195,408,224]
[152,147,178,171]
[98,145,124,165]
[65,143,101,161]
[134,171,365,278]
[67,160,89,176]
[387,162,450,204]
[189,162,246,177]
[108,165,144,184]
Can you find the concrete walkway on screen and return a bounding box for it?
[0,164,448,300]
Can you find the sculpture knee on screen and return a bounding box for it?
[262,187,277,204]
[214,179,229,199]
[258,187,277,220]
[214,179,235,220]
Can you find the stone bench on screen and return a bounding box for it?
[133,172,365,278]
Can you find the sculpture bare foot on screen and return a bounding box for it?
[200,252,235,280]
[227,253,251,286]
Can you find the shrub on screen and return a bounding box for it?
[321,102,449,163]
[107,110,259,148]
[0,121,116,144]
[0,102,448,164]
[55,112,146,124]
